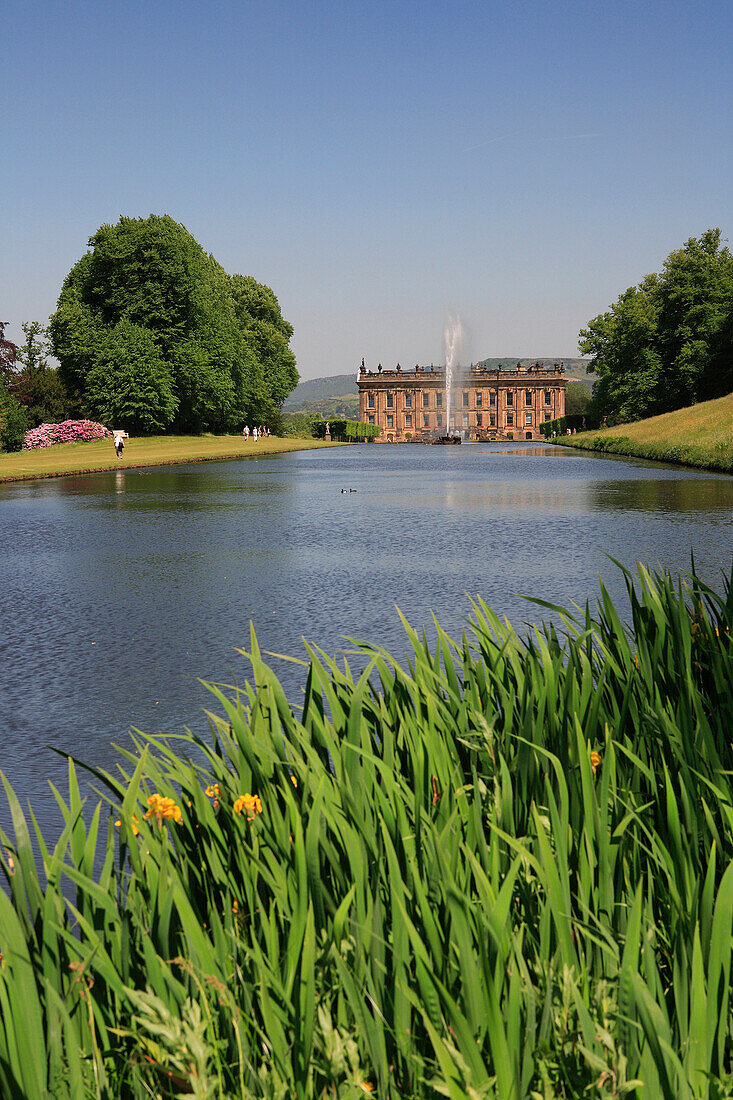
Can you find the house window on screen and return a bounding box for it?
[368,415,375,424]
[368,393,375,409]
[476,413,482,426]
[489,391,496,406]
[436,413,443,427]
[544,390,552,405]
[506,413,514,426]
[462,391,469,407]
[525,390,532,405]
[490,413,496,426]
[436,392,443,407]
[405,413,412,428]
[405,392,412,407]
[386,393,393,409]
[544,413,552,422]
[525,413,533,425]
[506,391,514,406]
[387,414,393,428]
[476,391,482,406]
[423,413,430,427]
[423,392,430,407]
[462,413,469,426]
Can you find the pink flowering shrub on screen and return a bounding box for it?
[23,420,111,450]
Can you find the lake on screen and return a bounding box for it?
[1,442,731,834]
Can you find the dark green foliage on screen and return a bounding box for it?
[580,229,733,421]
[0,322,17,382]
[314,418,380,440]
[282,411,321,438]
[11,367,74,428]
[85,321,179,432]
[564,380,592,416]
[9,323,76,427]
[539,413,590,437]
[50,215,298,434]
[0,386,31,451]
[229,274,298,423]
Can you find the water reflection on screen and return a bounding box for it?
[0,443,731,838]
[590,477,733,515]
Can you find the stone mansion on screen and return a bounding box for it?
[357,360,566,442]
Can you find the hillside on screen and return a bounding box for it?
[553,392,733,473]
[287,359,595,411]
[284,373,358,407]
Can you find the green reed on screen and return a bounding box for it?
[1,561,732,1098]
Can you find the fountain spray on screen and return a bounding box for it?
[444,314,465,434]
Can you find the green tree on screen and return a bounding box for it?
[85,321,178,432]
[579,276,661,421]
[50,215,297,433]
[655,228,733,405]
[580,229,733,422]
[0,385,31,452]
[564,382,592,417]
[229,275,298,422]
[11,322,74,427]
[0,322,18,383]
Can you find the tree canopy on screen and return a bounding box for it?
[579,229,733,422]
[49,215,298,433]
[0,322,17,384]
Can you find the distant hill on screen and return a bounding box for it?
[286,394,359,417]
[286,360,596,413]
[284,374,358,408]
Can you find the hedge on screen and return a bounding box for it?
[314,419,380,441]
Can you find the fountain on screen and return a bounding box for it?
[432,314,465,444]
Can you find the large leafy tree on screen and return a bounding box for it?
[229,275,298,422]
[580,229,733,421]
[50,215,298,433]
[655,228,733,405]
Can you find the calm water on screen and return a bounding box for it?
[1,443,731,833]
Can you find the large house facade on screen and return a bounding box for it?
[357,361,566,442]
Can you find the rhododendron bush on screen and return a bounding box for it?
[23,419,110,449]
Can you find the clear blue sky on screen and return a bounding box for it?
[3,0,732,378]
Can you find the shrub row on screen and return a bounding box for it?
[539,413,590,437]
[314,418,380,441]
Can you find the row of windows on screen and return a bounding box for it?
[369,412,553,429]
[368,389,556,410]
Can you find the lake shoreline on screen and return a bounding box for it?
[546,392,733,474]
[549,434,732,474]
[0,435,343,484]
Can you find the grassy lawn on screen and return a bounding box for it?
[0,434,342,483]
[553,391,733,473]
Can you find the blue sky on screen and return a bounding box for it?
[3,0,732,378]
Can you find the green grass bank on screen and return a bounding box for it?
[1,564,733,1097]
[0,434,341,484]
[551,392,733,473]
